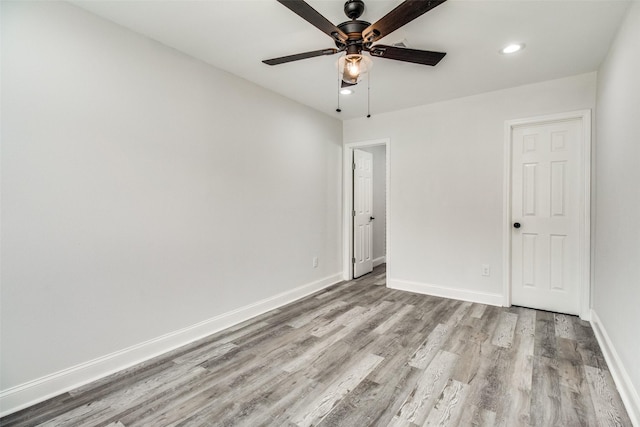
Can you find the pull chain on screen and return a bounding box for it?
[336,68,342,113]
[367,71,371,118]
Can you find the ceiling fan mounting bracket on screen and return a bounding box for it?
[344,0,365,20]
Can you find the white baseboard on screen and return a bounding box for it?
[0,273,343,418]
[590,310,640,427]
[387,278,503,307]
[373,256,386,267]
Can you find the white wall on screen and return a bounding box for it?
[344,73,597,303]
[359,145,386,263]
[0,1,342,411]
[593,2,640,422]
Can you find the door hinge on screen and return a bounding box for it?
[352,210,356,217]
[352,257,356,264]
[352,163,356,170]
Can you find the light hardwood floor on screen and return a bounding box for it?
[1,265,632,426]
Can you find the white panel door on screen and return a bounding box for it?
[353,149,374,278]
[511,118,582,315]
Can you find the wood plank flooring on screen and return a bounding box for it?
[1,265,632,426]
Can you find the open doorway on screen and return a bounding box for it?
[343,139,389,281]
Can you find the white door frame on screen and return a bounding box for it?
[502,110,592,320]
[343,138,390,281]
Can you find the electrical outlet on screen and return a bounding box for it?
[313,257,318,268]
[482,264,490,277]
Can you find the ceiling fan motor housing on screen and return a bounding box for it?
[344,0,365,20]
[336,20,371,53]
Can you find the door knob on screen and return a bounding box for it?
[513,222,521,229]
[370,216,375,221]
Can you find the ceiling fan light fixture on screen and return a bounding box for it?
[501,43,525,54]
[338,54,372,85]
[340,88,353,95]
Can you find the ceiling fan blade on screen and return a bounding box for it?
[362,0,447,44]
[368,45,446,66]
[276,0,348,43]
[341,80,357,88]
[263,48,339,66]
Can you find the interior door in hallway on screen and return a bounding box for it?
[353,149,373,278]
[511,118,584,315]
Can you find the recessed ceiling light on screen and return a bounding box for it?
[340,88,353,95]
[501,43,525,54]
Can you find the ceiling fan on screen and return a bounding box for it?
[263,0,447,87]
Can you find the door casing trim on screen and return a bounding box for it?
[343,138,390,281]
[502,110,592,320]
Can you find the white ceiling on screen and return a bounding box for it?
[73,0,630,120]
